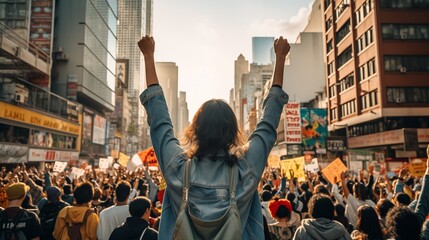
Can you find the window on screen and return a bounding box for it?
[324,0,332,10]
[361,91,378,109]
[329,84,336,98]
[384,55,429,72]
[335,20,351,43]
[340,100,356,117]
[338,73,355,92]
[355,0,373,25]
[328,61,335,75]
[387,87,429,103]
[382,24,429,40]
[325,17,333,31]
[330,108,338,121]
[380,0,429,8]
[335,0,351,20]
[337,46,353,68]
[358,58,376,81]
[356,28,374,52]
[326,39,333,53]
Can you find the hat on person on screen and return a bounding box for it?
[46,186,62,202]
[268,198,293,218]
[6,182,30,200]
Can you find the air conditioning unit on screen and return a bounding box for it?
[400,33,408,39]
[399,67,407,73]
[14,93,25,103]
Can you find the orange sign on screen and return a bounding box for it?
[408,159,427,177]
[322,158,348,184]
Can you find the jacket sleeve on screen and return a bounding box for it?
[415,175,429,223]
[140,85,183,174]
[245,87,288,179]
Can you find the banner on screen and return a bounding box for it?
[301,108,328,154]
[279,156,306,182]
[53,161,68,172]
[322,158,348,184]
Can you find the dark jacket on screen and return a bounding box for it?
[109,216,158,240]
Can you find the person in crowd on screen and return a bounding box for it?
[375,198,394,230]
[351,205,384,240]
[293,193,352,240]
[333,203,354,234]
[53,182,99,240]
[97,181,132,240]
[109,197,158,240]
[100,183,114,208]
[39,186,70,240]
[138,35,290,239]
[267,198,297,240]
[22,192,39,215]
[393,192,411,207]
[340,171,376,227]
[385,206,421,240]
[61,184,74,205]
[92,187,105,214]
[0,182,42,240]
[261,189,276,224]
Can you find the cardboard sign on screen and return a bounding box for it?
[53,161,68,172]
[409,158,427,177]
[113,163,120,169]
[99,158,109,169]
[279,156,306,182]
[322,158,348,184]
[267,154,280,168]
[304,158,319,173]
[118,152,130,167]
[69,167,85,179]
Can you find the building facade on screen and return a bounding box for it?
[252,37,275,65]
[156,62,179,133]
[178,91,189,135]
[322,0,429,172]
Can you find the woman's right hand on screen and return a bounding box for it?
[138,35,155,57]
[274,36,290,59]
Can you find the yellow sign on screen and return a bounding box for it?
[267,154,280,168]
[118,152,130,167]
[0,102,80,135]
[279,156,306,182]
[322,158,348,184]
[408,159,427,177]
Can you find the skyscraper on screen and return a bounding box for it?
[156,62,179,133]
[252,37,275,65]
[178,91,189,135]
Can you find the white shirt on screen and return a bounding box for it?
[97,205,130,240]
[344,194,375,226]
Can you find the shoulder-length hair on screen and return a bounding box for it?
[356,205,384,240]
[181,99,246,165]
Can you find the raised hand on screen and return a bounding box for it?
[274,36,290,59]
[138,35,155,57]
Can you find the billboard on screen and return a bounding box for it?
[284,102,301,144]
[93,114,107,145]
[300,108,328,154]
[116,59,129,88]
[30,0,54,55]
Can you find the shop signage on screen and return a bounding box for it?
[28,148,79,162]
[0,102,80,134]
[284,102,302,144]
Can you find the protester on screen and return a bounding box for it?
[375,198,394,230]
[61,184,74,205]
[39,186,70,240]
[267,198,297,240]
[261,189,276,224]
[293,193,352,240]
[138,35,290,239]
[351,205,384,240]
[0,182,42,239]
[53,182,99,240]
[334,203,354,234]
[109,196,158,240]
[385,206,421,240]
[97,181,132,240]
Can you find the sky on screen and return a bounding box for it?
[153,0,315,118]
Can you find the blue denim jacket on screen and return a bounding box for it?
[140,85,288,240]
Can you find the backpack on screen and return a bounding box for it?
[65,209,94,240]
[40,202,67,240]
[173,159,242,240]
[0,209,28,240]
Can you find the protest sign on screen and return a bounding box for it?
[322,158,348,184]
[279,156,306,182]
[118,152,130,167]
[69,167,85,179]
[99,158,109,169]
[304,158,319,173]
[53,161,68,172]
[408,158,427,177]
[267,154,280,168]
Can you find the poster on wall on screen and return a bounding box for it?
[300,108,328,154]
[30,0,54,55]
[92,114,106,145]
[83,110,93,141]
[284,102,301,144]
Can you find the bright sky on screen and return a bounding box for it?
[153,0,315,118]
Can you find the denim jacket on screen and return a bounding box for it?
[140,85,288,240]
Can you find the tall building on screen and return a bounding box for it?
[233,54,249,125]
[322,0,429,170]
[178,91,189,135]
[252,37,275,65]
[117,0,152,153]
[156,62,179,133]
[0,0,82,165]
[51,0,118,158]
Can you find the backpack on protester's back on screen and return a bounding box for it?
[0,210,28,240]
[40,202,68,240]
[65,209,94,240]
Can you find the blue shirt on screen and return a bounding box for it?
[140,85,288,240]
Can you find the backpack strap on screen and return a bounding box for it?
[229,163,238,205]
[66,208,94,240]
[182,159,192,204]
[139,227,148,240]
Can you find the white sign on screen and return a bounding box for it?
[99,158,109,169]
[305,158,319,173]
[92,114,107,145]
[284,102,302,144]
[69,167,85,179]
[53,161,68,172]
[28,149,79,162]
